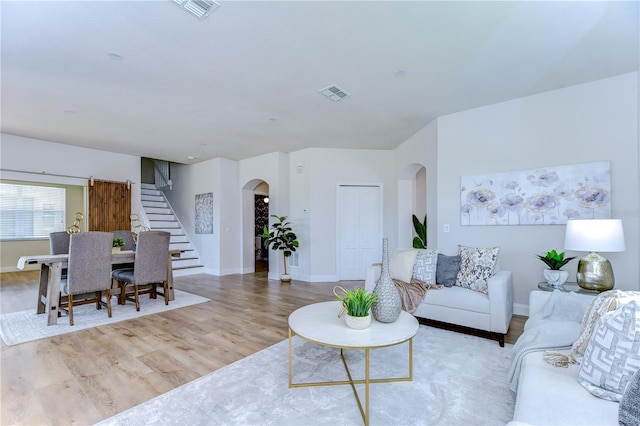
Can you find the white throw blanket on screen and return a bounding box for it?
[507,290,592,392]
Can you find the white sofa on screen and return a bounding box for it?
[509,290,619,425]
[364,248,513,346]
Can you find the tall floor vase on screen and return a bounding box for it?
[372,237,402,323]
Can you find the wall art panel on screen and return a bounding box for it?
[461,161,611,226]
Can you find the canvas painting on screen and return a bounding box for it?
[195,192,213,234]
[461,161,611,226]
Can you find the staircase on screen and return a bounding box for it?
[140,183,205,277]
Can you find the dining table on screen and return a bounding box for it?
[16,249,179,326]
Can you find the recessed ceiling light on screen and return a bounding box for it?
[108,52,123,60]
[187,156,196,160]
[318,85,349,102]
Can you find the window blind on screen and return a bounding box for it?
[0,183,66,240]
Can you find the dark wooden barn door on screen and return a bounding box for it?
[88,180,131,231]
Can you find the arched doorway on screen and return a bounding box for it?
[241,179,269,274]
[398,163,428,248]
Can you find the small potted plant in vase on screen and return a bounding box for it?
[112,237,125,253]
[537,249,575,287]
[262,215,299,282]
[334,286,378,329]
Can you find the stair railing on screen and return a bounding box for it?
[152,159,172,190]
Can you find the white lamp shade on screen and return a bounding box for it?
[564,219,626,252]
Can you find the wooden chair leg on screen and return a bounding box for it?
[134,285,140,311]
[163,281,169,305]
[68,294,74,326]
[96,291,102,310]
[106,289,112,318]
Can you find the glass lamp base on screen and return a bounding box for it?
[576,252,615,292]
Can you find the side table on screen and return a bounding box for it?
[537,281,599,295]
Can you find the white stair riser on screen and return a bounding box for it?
[150,221,180,228]
[170,243,191,251]
[153,228,185,236]
[169,235,189,243]
[172,258,200,268]
[143,201,168,209]
[141,194,164,202]
[147,213,177,221]
[141,188,162,196]
[145,207,171,214]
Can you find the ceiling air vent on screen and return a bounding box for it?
[174,0,220,20]
[318,85,350,102]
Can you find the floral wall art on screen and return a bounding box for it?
[460,161,611,226]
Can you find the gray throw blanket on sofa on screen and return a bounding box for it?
[507,290,592,392]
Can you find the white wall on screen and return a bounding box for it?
[0,133,142,271]
[434,73,639,312]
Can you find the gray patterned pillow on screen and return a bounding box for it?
[412,249,437,284]
[620,368,640,426]
[578,301,640,402]
[455,245,499,294]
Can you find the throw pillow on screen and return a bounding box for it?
[389,249,418,283]
[412,249,437,284]
[436,254,460,288]
[455,245,500,294]
[620,368,640,426]
[578,301,640,402]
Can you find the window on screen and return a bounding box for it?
[0,183,66,240]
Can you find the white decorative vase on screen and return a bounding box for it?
[112,247,121,253]
[543,269,569,287]
[345,314,372,330]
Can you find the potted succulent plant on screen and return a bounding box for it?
[536,249,575,286]
[262,215,299,282]
[334,286,378,329]
[112,237,125,253]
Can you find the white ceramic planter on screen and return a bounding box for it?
[280,274,291,283]
[345,314,372,330]
[543,269,569,287]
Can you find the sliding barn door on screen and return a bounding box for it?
[88,180,131,231]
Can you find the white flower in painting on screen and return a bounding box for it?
[500,193,523,211]
[487,202,506,218]
[524,193,557,213]
[575,186,610,209]
[467,189,496,208]
[527,170,559,187]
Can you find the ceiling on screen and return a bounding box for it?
[1,1,638,164]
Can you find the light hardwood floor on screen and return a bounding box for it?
[0,270,525,425]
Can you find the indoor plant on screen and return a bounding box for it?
[334,286,378,329]
[262,214,299,282]
[536,249,575,286]
[412,214,427,249]
[112,237,125,253]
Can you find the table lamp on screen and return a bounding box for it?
[564,219,625,291]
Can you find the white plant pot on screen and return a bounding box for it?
[543,269,569,287]
[280,274,291,283]
[345,314,372,330]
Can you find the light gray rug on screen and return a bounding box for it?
[0,289,210,346]
[98,326,515,426]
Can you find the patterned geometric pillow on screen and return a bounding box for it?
[578,301,640,402]
[620,368,640,426]
[412,249,437,284]
[455,245,500,294]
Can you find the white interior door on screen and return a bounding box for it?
[337,185,382,280]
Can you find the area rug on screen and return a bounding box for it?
[0,290,210,346]
[98,326,515,425]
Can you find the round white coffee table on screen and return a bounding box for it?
[288,301,419,425]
